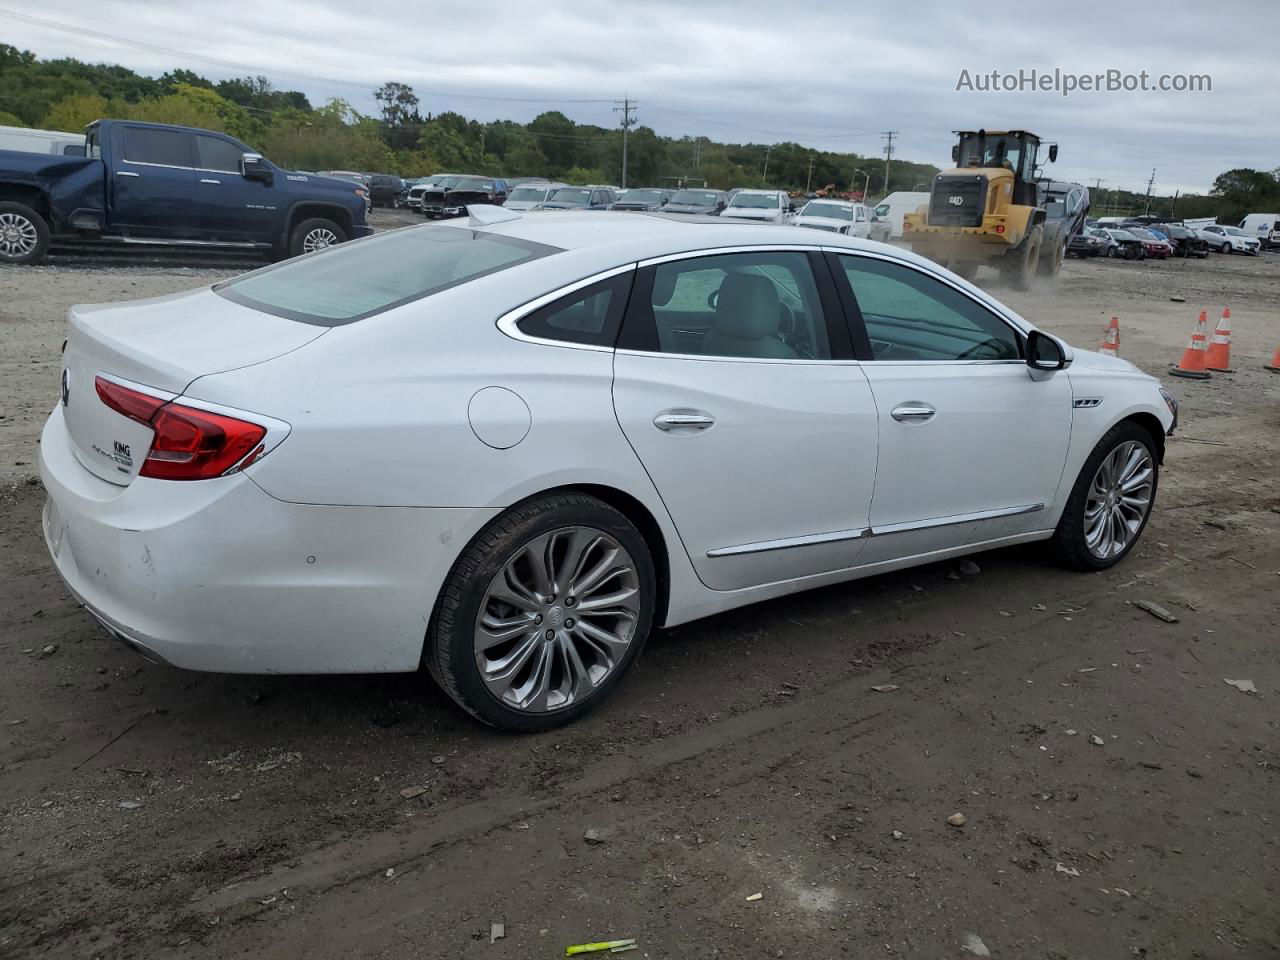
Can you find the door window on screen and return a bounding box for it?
[839,255,1021,361]
[122,127,190,167]
[628,252,830,360]
[195,135,247,174]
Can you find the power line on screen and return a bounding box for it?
[646,103,879,141]
[0,8,615,105]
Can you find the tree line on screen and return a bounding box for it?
[1,44,1270,217]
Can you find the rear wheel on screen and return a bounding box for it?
[1001,224,1042,291]
[1038,238,1066,277]
[0,202,51,265]
[1050,422,1158,571]
[425,493,656,731]
[288,217,347,258]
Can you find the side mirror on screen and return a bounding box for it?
[1026,330,1068,371]
[951,145,960,163]
[716,200,726,211]
[242,153,272,182]
[1048,144,1059,162]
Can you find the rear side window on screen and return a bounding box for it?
[516,272,633,347]
[216,226,560,326]
[195,135,246,173]
[123,127,190,167]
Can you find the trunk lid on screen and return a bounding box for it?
[61,286,324,485]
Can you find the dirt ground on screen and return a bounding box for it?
[1,217,1278,959]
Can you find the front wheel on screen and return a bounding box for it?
[1050,422,1159,571]
[1002,224,1043,291]
[0,201,51,265]
[1220,242,1231,254]
[425,493,656,731]
[288,217,347,258]
[1038,238,1066,277]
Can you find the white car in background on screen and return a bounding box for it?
[793,199,873,237]
[720,189,795,224]
[1237,212,1279,250]
[505,182,567,211]
[872,191,931,239]
[1197,224,1261,255]
[41,207,1176,731]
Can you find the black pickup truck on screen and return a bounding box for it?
[0,119,373,265]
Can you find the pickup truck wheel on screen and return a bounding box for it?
[0,202,51,265]
[289,218,347,258]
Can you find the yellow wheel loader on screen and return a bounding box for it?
[903,130,1060,289]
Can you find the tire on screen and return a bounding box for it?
[1107,246,1118,258]
[1038,238,1066,277]
[425,493,657,732]
[1220,242,1231,254]
[1001,224,1042,291]
[950,260,978,282]
[0,201,51,265]
[287,217,347,258]
[1049,421,1159,571]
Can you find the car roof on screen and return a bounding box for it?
[732,188,785,196]
[802,199,855,207]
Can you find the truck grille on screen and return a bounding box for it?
[928,175,987,227]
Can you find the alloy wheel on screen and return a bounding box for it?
[0,212,38,258]
[302,227,339,254]
[473,527,641,713]
[1083,440,1154,560]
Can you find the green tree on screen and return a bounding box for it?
[43,93,115,131]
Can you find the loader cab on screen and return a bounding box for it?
[951,130,1054,206]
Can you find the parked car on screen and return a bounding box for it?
[40,208,1176,731]
[541,186,616,211]
[720,189,794,224]
[0,123,86,157]
[435,177,508,218]
[1097,228,1146,260]
[320,170,370,187]
[1153,224,1209,258]
[662,189,728,216]
[1237,212,1279,250]
[872,191,930,239]
[792,199,872,237]
[420,174,486,218]
[1127,228,1174,259]
[504,181,567,211]
[365,174,405,208]
[868,212,892,243]
[610,188,673,212]
[1198,224,1261,255]
[0,119,372,265]
[407,175,451,211]
[1067,227,1108,258]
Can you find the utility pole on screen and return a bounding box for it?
[613,95,637,189]
[693,137,701,171]
[881,130,898,195]
[1143,168,1156,216]
[762,145,771,183]
[805,156,815,193]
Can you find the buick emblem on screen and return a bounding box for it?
[61,369,70,407]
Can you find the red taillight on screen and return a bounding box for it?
[995,224,1006,234]
[95,377,267,481]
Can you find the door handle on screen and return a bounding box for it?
[653,411,715,431]
[116,171,140,177]
[891,403,936,423]
[199,178,222,184]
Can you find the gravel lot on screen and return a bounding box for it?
[2,218,1278,959]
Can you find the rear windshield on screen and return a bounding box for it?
[215,226,560,326]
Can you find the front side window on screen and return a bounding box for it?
[627,251,830,360]
[216,226,560,326]
[195,135,247,174]
[516,273,633,347]
[123,126,189,167]
[839,255,1021,362]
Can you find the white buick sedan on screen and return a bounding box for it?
[41,208,1177,730]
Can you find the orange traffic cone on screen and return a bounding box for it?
[1204,307,1233,372]
[1266,344,1280,373]
[1169,311,1212,380]
[1098,316,1120,356]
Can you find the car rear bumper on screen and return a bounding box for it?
[39,406,498,674]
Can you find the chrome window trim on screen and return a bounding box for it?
[870,503,1044,537]
[707,526,868,558]
[495,263,638,353]
[638,243,824,268]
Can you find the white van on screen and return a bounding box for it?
[0,124,86,157]
[1239,212,1280,250]
[872,191,930,239]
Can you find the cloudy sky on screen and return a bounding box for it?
[3,0,1276,194]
